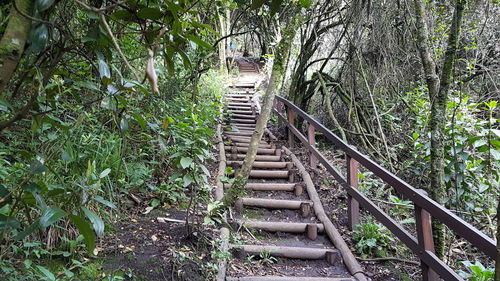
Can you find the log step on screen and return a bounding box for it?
[224,146,277,155]
[226,126,256,132]
[230,154,282,162]
[223,183,302,194]
[225,136,268,144]
[239,198,312,210]
[236,220,325,233]
[230,84,255,88]
[226,110,254,115]
[228,123,256,128]
[231,90,255,94]
[229,102,254,107]
[246,182,298,192]
[225,128,255,133]
[228,142,273,149]
[227,113,257,120]
[226,277,355,281]
[225,131,255,136]
[229,118,256,124]
[228,105,253,111]
[227,95,252,99]
[227,97,250,102]
[248,170,289,179]
[227,161,289,168]
[231,244,340,262]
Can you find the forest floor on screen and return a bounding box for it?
[97,163,222,281]
[96,202,224,281]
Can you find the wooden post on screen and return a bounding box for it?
[415,190,439,281]
[287,107,295,147]
[346,152,359,231]
[307,124,318,169]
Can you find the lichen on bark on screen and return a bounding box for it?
[0,0,33,92]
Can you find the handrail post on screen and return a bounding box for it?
[415,190,439,281]
[307,124,318,169]
[287,106,295,147]
[346,150,359,231]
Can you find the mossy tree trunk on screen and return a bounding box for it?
[496,200,500,281]
[0,0,33,93]
[217,10,228,74]
[413,0,466,259]
[223,13,301,207]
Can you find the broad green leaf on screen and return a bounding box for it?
[97,52,111,81]
[61,150,72,162]
[33,192,48,211]
[22,182,41,193]
[151,198,160,208]
[491,129,500,138]
[478,184,489,193]
[40,206,67,228]
[0,214,20,231]
[0,96,12,112]
[138,8,163,20]
[36,265,56,281]
[15,220,40,240]
[85,11,99,20]
[0,184,11,206]
[251,0,267,10]
[165,1,182,17]
[36,0,56,12]
[164,51,175,74]
[99,168,111,179]
[29,160,48,174]
[180,157,193,169]
[28,24,49,53]
[94,196,117,210]
[111,10,134,20]
[120,118,129,132]
[491,149,500,160]
[490,139,500,149]
[69,215,95,253]
[82,207,104,237]
[299,0,311,8]
[63,268,74,278]
[130,112,147,129]
[270,0,282,16]
[183,174,193,187]
[184,34,213,50]
[473,139,487,147]
[200,164,210,175]
[175,48,192,69]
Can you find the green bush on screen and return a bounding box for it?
[352,222,394,258]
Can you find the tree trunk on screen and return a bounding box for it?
[218,10,227,73]
[496,200,500,281]
[413,0,466,259]
[0,0,33,93]
[223,13,301,207]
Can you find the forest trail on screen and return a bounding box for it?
[219,59,359,281]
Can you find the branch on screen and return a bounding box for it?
[74,0,126,13]
[357,257,420,265]
[212,30,251,48]
[100,14,141,81]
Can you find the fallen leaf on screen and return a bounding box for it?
[143,206,154,214]
[93,247,104,255]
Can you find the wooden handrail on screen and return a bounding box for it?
[273,95,496,281]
